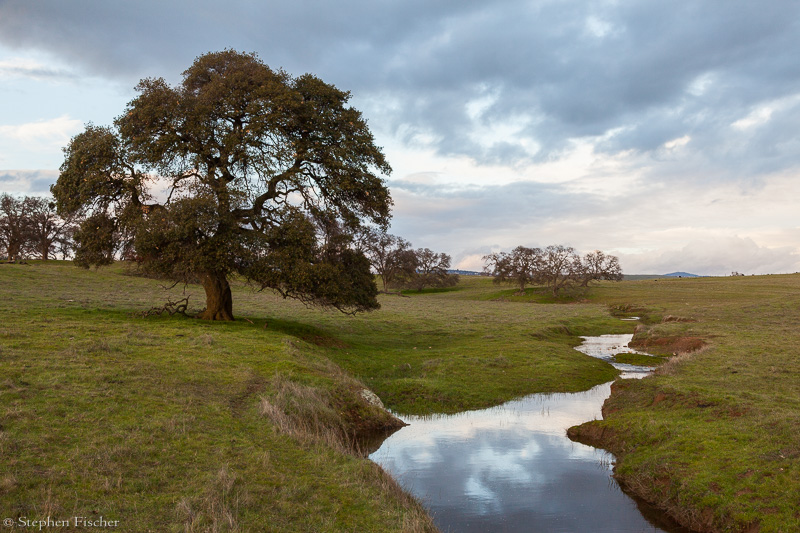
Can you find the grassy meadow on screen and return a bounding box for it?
[2,262,798,532]
[573,274,800,533]
[0,262,622,532]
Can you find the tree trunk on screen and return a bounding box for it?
[7,241,21,261]
[551,275,561,297]
[197,272,234,320]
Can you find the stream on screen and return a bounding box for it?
[369,333,691,533]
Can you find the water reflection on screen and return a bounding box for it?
[574,333,655,378]
[370,336,688,533]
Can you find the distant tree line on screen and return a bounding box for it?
[0,193,79,262]
[357,226,459,291]
[483,245,622,296]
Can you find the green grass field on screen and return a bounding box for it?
[2,263,798,532]
[0,263,623,532]
[573,274,800,533]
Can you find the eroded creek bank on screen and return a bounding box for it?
[370,333,693,533]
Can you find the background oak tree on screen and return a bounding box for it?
[577,250,623,286]
[405,248,458,291]
[0,193,79,261]
[483,246,543,293]
[24,196,78,261]
[357,226,416,292]
[53,50,392,319]
[0,194,32,261]
[484,244,622,296]
[539,244,581,296]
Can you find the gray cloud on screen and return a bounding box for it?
[0,64,77,81]
[0,170,58,195]
[3,0,800,178]
[3,0,800,274]
[387,178,628,254]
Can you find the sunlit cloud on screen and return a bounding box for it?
[0,115,82,147]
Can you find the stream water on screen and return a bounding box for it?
[369,334,690,533]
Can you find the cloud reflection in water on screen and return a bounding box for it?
[371,367,673,531]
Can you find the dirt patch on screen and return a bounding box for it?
[228,374,267,415]
[629,335,706,355]
[743,522,761,533]
[566,421,620,451]
[609,303,652,321]
[652,392,668,406]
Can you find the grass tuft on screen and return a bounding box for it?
[259,375,350,454]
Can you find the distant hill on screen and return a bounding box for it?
[663,271,701,278]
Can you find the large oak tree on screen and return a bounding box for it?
[53,51,392,319]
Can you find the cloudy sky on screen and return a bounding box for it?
[2,0,799,275]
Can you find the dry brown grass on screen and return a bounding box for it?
[256,375,439,531]
[653,346,709,376]
[177,466,245,533]
[259,374,351,455]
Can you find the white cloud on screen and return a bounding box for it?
[731,94,800,131]
[0,115,82,147]
[686,72,715,97]
[731,107,775,131]
[620,237,800,276]
[0,116,83,167]
[584,16,614,38]
[663,135,690,150]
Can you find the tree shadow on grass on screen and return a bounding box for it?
[260,317,349,349]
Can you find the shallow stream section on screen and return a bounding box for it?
[574,333,658,379]
[369,334,690,533]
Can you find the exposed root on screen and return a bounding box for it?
[140,296,191,317]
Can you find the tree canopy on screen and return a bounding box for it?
[53,50,392,319]
[357,226,459,292]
